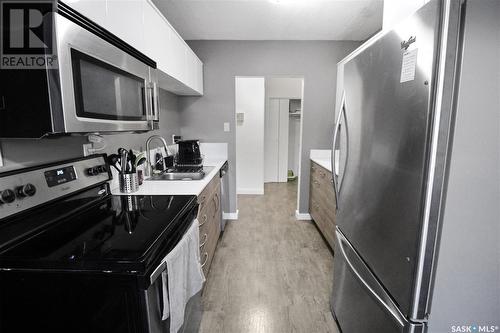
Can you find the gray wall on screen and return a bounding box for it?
[179,40,360,214]
[0,90,181,171]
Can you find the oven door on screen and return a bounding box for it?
[144,248,203,333]
[54,13,154,133]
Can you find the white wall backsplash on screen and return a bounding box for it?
[200,143,228,161]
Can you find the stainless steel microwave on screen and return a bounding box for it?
[0,4,159,138]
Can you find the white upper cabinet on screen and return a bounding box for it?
[195,57,203,95]
[167,31,188,83]
[105,0,145,52]
[64,0,203,96]
[142,1,168,62]
[66,0,107,26]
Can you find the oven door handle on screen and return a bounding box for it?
[150,261,166,285]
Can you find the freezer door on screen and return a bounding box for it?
[334,1,440,317]
[331,229,425,333]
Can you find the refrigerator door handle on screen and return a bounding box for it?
[332,91,346,209]
[335,228,409,329]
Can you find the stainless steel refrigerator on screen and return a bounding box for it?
[330,0,500,332]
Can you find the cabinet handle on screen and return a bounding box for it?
[201,252,209,267]
[212,193,220,218]
[199,214,208,227]
[214,192,219,212]
[199,233,208,248]
[199,194,207,204]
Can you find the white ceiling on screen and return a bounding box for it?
[152,0,384,41]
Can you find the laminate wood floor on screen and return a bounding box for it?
[199,181,338,333]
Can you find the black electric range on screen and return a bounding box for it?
[0,155,199,333]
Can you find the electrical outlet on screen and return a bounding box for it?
[224,122,230,132]
[172,135,181,144]
[83,143,92,156]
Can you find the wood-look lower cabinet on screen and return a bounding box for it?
[197,175,221,279]
[309,161,336,250]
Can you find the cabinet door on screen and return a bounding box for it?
[66,0,107,26]
[143,0,169,63]
[185,50,197,89]
[278,99,289,182]
[264,99,280,182]
[166,31,187,82]
[106,0,145,52]
[195,57,203,94]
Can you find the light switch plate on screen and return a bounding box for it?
[224,122,230,132]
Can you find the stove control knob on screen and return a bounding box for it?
[1,189,16,204]
[16,184,36,198]
[97,165,107,173]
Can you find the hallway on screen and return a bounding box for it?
[199,182,338,332]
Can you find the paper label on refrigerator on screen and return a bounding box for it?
[400,49,418,83]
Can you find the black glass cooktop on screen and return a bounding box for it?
[0,186,197,274]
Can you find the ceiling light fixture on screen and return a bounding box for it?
[269,0,304,5]
[268,0,321,5]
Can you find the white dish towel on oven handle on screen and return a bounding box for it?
[161,218,206,333]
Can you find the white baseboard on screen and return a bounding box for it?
[237,188,264,195]
[223,210,239,220]
[295,210,312,221]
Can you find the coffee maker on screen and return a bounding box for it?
[176,140,202,167]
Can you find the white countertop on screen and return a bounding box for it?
[310,149,332,172]
[111,158,227,196]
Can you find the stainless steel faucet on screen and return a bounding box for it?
[145,135,170,177]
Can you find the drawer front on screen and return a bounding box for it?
[200,215,215,277]
[198,201,212,240]
[198,179,222,278]
[311,163,335,199]
[202,223,218,277]
[310,197,336,249]
[311,181,336,226]
[198,175,218,210]
[199,175,221,206]
[202,183,222,277]
[311,174,335,210]
[211,183,222,234]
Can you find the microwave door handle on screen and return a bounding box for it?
[150,261,166,285]
[145,82,154,130]
[152,82,160,122]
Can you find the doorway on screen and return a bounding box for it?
[264,78,303,184]
[235,76,304,208]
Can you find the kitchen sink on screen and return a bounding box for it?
[147,166,214,181]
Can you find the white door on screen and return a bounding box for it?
[264,98,289,183]
[278,99,289,182]
[265,99,279,182]
[235,77,265,195]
